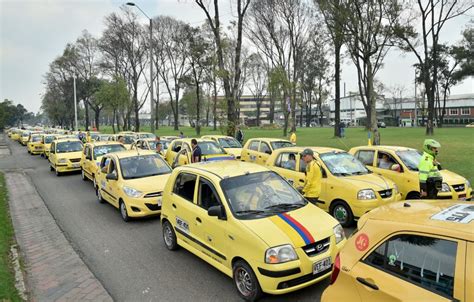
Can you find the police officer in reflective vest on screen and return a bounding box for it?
[418,139,442,199]
[300,148,322,205]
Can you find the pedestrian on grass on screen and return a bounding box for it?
[191,139,202,163]
[179,131,184,138]
[290,131,297,144]
[339,121,345,138]
[299,149,322,205]
[373,128,380,146]
[236,126,244,145]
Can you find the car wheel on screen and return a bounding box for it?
[120,200,130,222]
[55,167,61,177]
[331,201,354,227]
[50,165,54,172]
[233,260,262,302]
[406,192,421,200]
[81,169,87,181]
[96,187,105,204]
[93,178,97,190]
[162,220,178,251]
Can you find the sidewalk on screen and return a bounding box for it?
[5,170,113,302]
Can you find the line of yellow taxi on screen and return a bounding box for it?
[7,128,472,301]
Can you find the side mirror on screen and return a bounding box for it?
[106,173,118,181]
[265,150,272,155]
[86,155,92,160]
[391,164,402,173]
[207,205,226,220]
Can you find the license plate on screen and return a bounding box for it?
[313,257,331,275]
[72,163,80,168]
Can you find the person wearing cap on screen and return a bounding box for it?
[300,148,322,205]
[418,139,442,199]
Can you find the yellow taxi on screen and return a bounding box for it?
[108,134,135,149]
[161,135,179,141]
[48,138,84,176]
[241,138,293,165]
[10,129,21,141]
[349,146,472,201]
[91,134,112,142]
[130,138,171,154]
[322,201,474,302]
[161,161,346,300]
[164,138,234,168]
[94,150,172,221]
[20,130,31,145]
[201,135,243,159]
[135,132,156,139]
[27,133,43,155]
[265,147,401,227]
[40,134,58,158]
[80,141,126,184]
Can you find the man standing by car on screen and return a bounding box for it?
[418,139,443,199]
[300,149,322,205]
[191,139,202,163]
[156,142,164,156]
[235,126,244,145]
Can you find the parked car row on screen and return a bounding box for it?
[5,126,473,302]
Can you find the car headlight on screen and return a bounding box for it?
[157,196,163,207]
[393,184,399,194]
[123,186,143,198]
[440,182,450,193]
[265,244,298,264]
[58,158,67,164]
[333,224,345,244]
[467,180,471,189]
[357,189,376,200]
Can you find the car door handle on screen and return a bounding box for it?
[356,277,379,290]
[196,217,202,223]
[172,203,176,209]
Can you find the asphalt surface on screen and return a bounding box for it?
[1,137,354,302]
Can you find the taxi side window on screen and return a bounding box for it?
[109,160,117,176]
[356,150,375,166]
[198,178,221,210]
[248,140,259,151]
[364,234,457,298]
[299,159,307,173]
[259,142,271,154]
[275,153,297,171]
[173,173,197,202]
[377,152,397,170]
[173,142,182,153]
[83,146,88,156]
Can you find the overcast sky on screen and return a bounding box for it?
[1,0,472,113]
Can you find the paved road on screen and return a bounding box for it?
[1,137,352,302]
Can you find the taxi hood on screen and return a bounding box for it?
[202,154,236,161]
[224,148,243,158]
[122,173,170,193]
[56,151,83,159]
[440,170,467,185]
[239,205,338,248]
[342,173,394,190]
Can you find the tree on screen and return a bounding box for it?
[247,53,267,126]
[195,0,251,136]
[394,0,473,135]
[94,77,130,133]
[341,0,402,134]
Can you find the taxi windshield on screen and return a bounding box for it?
[320,152,369,176]
[44,136,55,143]
[198,142,225,155]
[123,136,135,144]
[139,133,156,139]
[31,136,42,142]
[396,150,422,171]
[271,141,293,150]
[218,137,242,148]
[93,144,125,160]
[221,171,306,220]
[56,141,83,153]
[96,135,111,141]
[120,154,171,179]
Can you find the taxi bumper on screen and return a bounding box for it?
[351,192,402,218]
[124,196,162,217]
[437,187,472,201]
[55,163,82,172]
[254,237,345,295]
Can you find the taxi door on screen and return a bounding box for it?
[49,142,57,165]
[348,232,465,302]
[466,242,473,302]
[271,152,301,187]
[256,141,272,165]
[179,143,191,166]
[193,176,229,267]
[297,155,329,210]
[371,151,410,199]
[242,140,260,163]
[165,141,181,165]
[171,173,201,250]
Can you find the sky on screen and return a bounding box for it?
[0,0,472,113]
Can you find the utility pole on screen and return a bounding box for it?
[73,74,78,130]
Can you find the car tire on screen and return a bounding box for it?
[55,168,61,177]
[331,200,354,227]
[406,192,421,200]
[232,260,263,302]
[119,200,130,222]
[162,220,178,251]
[96,187,105,204]
[50,165,54,172]
[81,169,87,181]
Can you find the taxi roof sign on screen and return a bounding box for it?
[431,204,474,224]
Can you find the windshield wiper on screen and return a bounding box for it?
[351,171,367,175]
[333,172,351,176]
[235,210,266,215]
[265,203,304,210]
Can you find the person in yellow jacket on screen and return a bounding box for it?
[290,131,297,144]
[299,148,322,205]
[418,139,442,199]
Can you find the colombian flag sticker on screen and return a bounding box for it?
[270,213,315,247]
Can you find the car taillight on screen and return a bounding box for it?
[330,252,340,285]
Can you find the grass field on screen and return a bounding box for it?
[99,125,473,183]
[0,172,21,301]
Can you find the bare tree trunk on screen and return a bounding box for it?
[84,99,90,131]
[334,43,341,137]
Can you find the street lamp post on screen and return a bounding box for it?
[73,74,78,130]
[126,2,155,134]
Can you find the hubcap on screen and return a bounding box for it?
[120,202,127,219]
[97,189,102,201]
[93,178,96,188]
[164,224,173,247]
[82,170,85,179]
[334,206,348,222]
[235,267,253,297]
